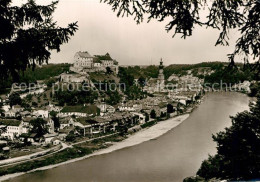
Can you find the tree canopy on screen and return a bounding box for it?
[102,0,260,71]
[193,94,260,181]
[150,109,156,119]
[9,92,22,107]
[0,0,78,81]
[29,118,48,137]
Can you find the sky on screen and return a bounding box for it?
[13,0,242,66]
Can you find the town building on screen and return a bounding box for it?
[59,117,75,130]
[70,51,119,74]
[143,59,166,93]
[73,51,94,69]
[23,117,55,134]
[58,105,100,118]
[157,59,165,92]
[43,133,59,144]
[0,119,29,140]
[97,102,115,116]
[32,109,49,118]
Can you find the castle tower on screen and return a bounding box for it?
[158,58,165,92]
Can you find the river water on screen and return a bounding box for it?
[6,92,251,182]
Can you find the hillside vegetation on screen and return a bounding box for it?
[1,62,256,95]
[0,64,70,94]
[20,63,71,83]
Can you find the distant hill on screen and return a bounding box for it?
[0,62,248,95]
[164,62,229,79]
[119,62,235,80]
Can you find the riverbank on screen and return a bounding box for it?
[0,114,190,182]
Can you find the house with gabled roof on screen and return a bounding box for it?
[70,51,119,74]
[4,109,17,118]
[74,51,94,68]
[0,119,26,140]
[58,105,100,118]
[59,117,75,130]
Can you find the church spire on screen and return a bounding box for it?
[159,58,164,69]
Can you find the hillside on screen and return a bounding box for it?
[120,62,231,80]
[0,64,71,94]
[20,63,71,82]
[164,62,228,79]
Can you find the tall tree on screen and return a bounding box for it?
[167,104,174,113]
[9,92,22,107]
[138,76,146,87]
[150,109,156,119]
[50,111,60,131]
[29,118,48,137]
[192,94,260,181]
[0,0,78,81]
[102,0,260,72]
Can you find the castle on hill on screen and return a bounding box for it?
[70,51,119,74]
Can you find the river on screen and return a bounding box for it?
[6,92,251,182]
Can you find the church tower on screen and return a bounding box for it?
[157,58,165,92]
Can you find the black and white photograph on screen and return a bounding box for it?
[0,0,259,181]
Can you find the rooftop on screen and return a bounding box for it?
[0,119,21,126]
[94,53,113,60]
[93,57,102,64]
[75,117,93,126]
[44,133,58,138]
[23,117,37,123]
[76,51,93,58]
[61,105,100,114]
[60,117,73,124]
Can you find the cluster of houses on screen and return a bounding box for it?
[11,82,47,99]
[0,84,200,144]
[0,98,146,145]
[143,61,204,94]
[167,73,204,92]
[0,103,58,141]
[0,58,204,146]
[0,56,230,149]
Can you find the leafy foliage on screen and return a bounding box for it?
[21,64,70,83]
[167,104,175,113]
[150,109,156,119]
[118,67,145,100]
[54,88,98,106]
[29,118,48,137]
[105,90,122,105]
[164,62,225,79]
[0,0,78,81]
[196,95,260,181]
[50,111,60,131]
[125,85,145,100]
[66,132,76,142]
[102,0,260,71]
[9,92,22,107]
[0,63,70,94]
[249,82,260,97]
[204,66,255,85]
